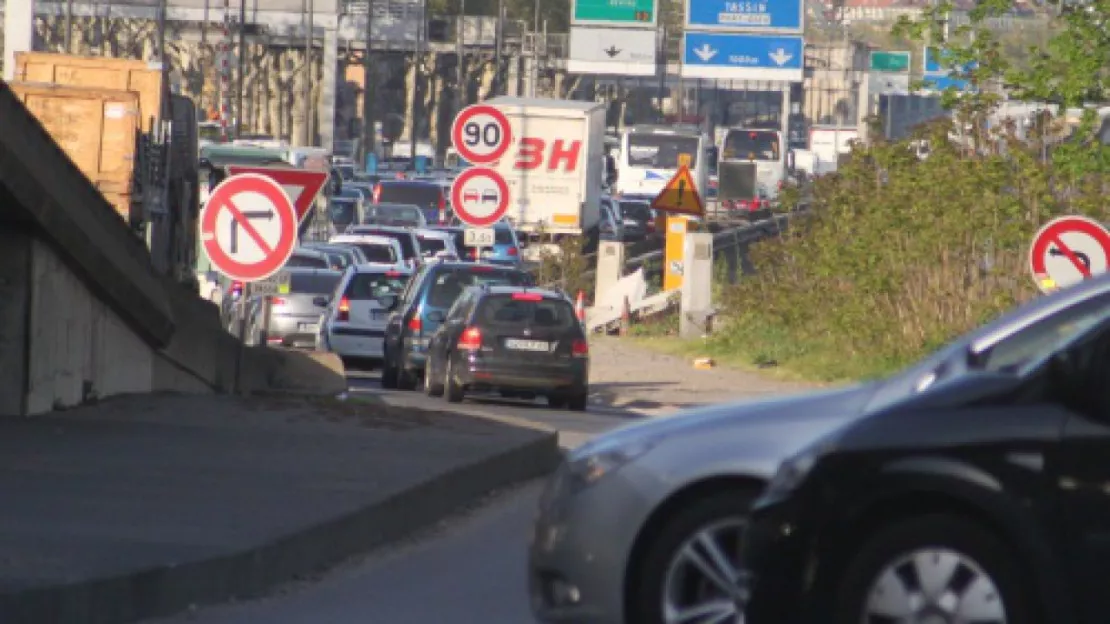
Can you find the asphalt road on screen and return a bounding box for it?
[145,368,646,624]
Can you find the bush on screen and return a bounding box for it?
[714,120,1108,381]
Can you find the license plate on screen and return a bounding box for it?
[298,323,319,333]
[505,339,550,352]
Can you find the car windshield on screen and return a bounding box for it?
[344,272,409,300]
[971,296,1110,375]
[376,183,442,210]
[337,165,355,181]
[369,204,423,227]
[418,236,447,256]
[427,269,530,308]
[494,228,515,245]
[475,295,576,329]
[620,201,653,222]
[329,199,358,229]
[322,251,352,270]
[345,243,397,264]
[286,253,329,269]
[289,272,342,294]
[627,134,700,168]
[359,230,417,260]
[722,130,781,162]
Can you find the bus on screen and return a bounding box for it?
[718,127,786,201]
[614,125,711,202]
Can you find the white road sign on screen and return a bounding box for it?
[464,227,496,247]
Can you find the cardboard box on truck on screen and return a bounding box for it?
[484,96,606,237]
[14,52,164,132]
[9,82,140,220]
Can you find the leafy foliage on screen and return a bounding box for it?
[709,3,1110,380]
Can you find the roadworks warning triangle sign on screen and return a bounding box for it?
[650,165,704,217]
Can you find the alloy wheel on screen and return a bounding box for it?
[661,518,747,624]
[863,548,1006,624]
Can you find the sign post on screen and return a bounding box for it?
[1029,216,1110,293]
[201,173,298,389]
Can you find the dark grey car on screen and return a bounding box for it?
[247,268,344,348]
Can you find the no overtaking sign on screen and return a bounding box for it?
[1029,215,1110,293]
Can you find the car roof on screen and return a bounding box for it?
[414,228,451,239]
[478,285,565,300]
[347,224,415,235]
[426,261,525,272]
[377,180,441,188]
[330,234,400,246]
[284,266,344,277]
[292,247,328,257]
[351,262,412,274]
[374,202,423,209]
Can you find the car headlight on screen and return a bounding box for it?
[567,437,658,489]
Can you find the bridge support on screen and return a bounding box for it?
[3,0,35,81]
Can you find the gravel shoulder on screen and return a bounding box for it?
[588,336,820,416]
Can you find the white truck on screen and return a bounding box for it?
[485,96,607,238]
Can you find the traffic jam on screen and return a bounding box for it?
[196,88,1110,622]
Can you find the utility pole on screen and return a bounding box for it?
[456,0,466,115]
[362,0,376,168]
[409,0,426,165]
[65,0,74,53]
[303,0,314,146]
[494,0,504,96]
[237,0,247,135]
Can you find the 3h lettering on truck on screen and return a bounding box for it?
[513,139,582,172]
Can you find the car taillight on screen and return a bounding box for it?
[271,297,287,306]
[458,327,482,351]
[572,339,589,358]
[231,280,243,294]
[386,270,402,277]
[511,292,543,301]
[337,296,350,322]
[372,185,381,203]
[507,246,518,256]
[408,315,422,333]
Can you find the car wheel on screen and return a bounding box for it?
[396,366,418,391]
[444,357,465,403]
[628,490,754,624]
[424,359,444,397]
[380,351,398,389]
[834,514,1033,624]
[567,390,588,412]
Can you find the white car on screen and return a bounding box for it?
[328,234,405,268]
[316,263,413,365]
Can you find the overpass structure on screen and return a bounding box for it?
[0,79,345,416]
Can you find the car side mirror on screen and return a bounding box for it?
[426,310,446,323]
[313,296,330,307]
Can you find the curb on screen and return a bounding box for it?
[0,430,561,624]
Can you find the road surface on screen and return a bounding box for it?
[147,341,809,624]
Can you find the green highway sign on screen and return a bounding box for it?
[572,0,657,27]
[869,51,911,73]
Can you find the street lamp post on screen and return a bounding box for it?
[456,0,466,115]
[409,0,426,167]
[362,0,376,168]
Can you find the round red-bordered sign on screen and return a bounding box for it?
[451,104,512,165]
[450,167,511,227]
[1029,215,1110,293]
[201,173,297,282]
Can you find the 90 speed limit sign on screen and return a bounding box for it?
[451,104,512,165]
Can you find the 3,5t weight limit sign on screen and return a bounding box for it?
[451,104,512,164]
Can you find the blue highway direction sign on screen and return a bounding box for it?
[681,32,804,81]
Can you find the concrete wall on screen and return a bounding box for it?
[26,239,157,414]
[0,229,31,416]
